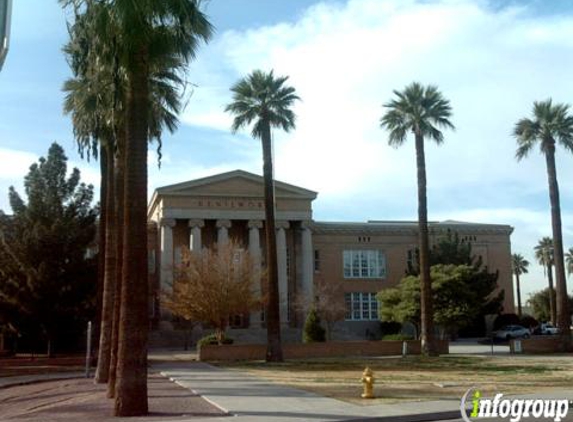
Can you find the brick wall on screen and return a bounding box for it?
[199,339,449,361]
[510,337,571,354]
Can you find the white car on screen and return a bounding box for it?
[494,325,530,340]
[540,323,559,335]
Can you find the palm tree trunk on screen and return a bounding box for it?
[515,273,522,317]
[114,46,149,416]
[415,131,436,356]
[94,148,107,364]
[547,264,556,325]
[108,140,124,399]
[95,143,116,383]
[261,119,283,362]
[545,148,570,347]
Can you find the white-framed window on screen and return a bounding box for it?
[344,292,379,321]
[343,250,386,279]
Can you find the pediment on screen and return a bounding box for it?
[155,170,317,199]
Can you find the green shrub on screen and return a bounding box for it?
[303,308,326,343]
[381,334,414,341]
[197,333,234,348]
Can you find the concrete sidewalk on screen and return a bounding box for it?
[155,361,464,422]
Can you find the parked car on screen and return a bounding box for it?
[493,325,530,340]
[540,323,559,335]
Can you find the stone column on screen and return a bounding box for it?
[216,219,231,245]
[159,218,176,292]
[159,218,176,326]
[188,219,204,251]
[248,220,263,328]
[276,221,290,325]
[301,221,314,309]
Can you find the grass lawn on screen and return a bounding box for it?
[218,355,573,405]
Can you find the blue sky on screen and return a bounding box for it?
[1,0,573,304]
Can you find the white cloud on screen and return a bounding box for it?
[183,0,573,200]
[0,148,38,180]
[175,0,573,304]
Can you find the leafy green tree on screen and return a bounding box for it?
[511,254,530,317]
[528,288,573,323]
[0,143,97,356]
[302,308,326,343]
[515,99,572,345]
[378,276,420,327]
[430,231,475,266]
[225,70,300,362]
[407,231,476,276]
[534,237,556,325]
[380,82,454,355]
[378,264,502,339]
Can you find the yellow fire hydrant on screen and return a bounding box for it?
[360,367,375,399]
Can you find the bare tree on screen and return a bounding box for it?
[296,278,347,341]
[163,241,263,344]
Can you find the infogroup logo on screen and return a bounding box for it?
[460,388,571,422]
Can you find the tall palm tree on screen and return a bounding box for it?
[515,100,572,345]
[534,237,556,324]
[565,247,573,276]
[511,253,529,317]
[108,3,210,416]
[380,82,454,356]
[62,1,118,384]
[225,70,300,362]
[61,0,212,415]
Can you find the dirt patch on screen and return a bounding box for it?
[0,356,86,378]
[0,373,227,421]
[219,355,573,405]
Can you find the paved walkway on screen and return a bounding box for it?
[3,355,572,422]
[155,361,463,422]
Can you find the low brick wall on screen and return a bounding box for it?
[510,337,571,354]
[199,339,449,361]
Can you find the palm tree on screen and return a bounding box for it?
[511,254,529,317]
[225,70,300,362]
[62,1,118,384]
[565,247,573,276]
[534,237,556,324]
[61,0,212,415]
[515,100,572,344]
[380,82,454,356]
[107,3,211,416]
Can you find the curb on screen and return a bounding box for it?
[341,410,460,422]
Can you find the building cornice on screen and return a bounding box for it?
[310,221,513,236]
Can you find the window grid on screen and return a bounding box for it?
[343,250,386,279]
[344,292,379,321]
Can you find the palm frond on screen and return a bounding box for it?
[225,69,300,140]
[514,99,573,160]
[380,82,453,147]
